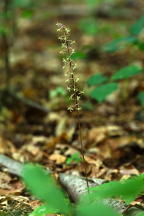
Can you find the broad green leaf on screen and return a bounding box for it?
[22,164,72,215]
[111,65,142,81]
[87,73,108,86]
[71,52,86,60]
[90,83,118,102]
[130,16,144,35]
[78,18,98,35]
[88,174,144,204]
[137,91,144,106]
[29,204,58,216]
[76,200,121,216]
[102,37,137,52]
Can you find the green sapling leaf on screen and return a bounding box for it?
[130,16,144,35]
[22,164,72,215]
[102,37,137,52]
[87,73,108,87]
[90,82,118,102]
[28,204,58,216]
[111,65,142,81]
[76,200,121,216]
[87,174,144,204]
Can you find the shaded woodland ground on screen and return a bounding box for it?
[0,0,144,215]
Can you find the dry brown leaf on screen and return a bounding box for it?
[88,125,124,145]
[49,153,66,164]
[0,137,16,155]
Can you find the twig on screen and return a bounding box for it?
[10,91,49,113]
[0,154,23,176]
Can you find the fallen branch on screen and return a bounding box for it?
[1,88,50,113]
[0,154,143,215]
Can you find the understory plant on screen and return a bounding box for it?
[22,163,144,216]
[56,22,90,190]
[87,64,143,102]
[21,23,144,216]
[99,15,144,104]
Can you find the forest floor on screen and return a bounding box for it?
[0,0,144,215]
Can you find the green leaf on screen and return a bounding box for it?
[22,164,72,215]
[78,18,98,35]
[66,153,82,165]
[71,52,86,60]
[21,10,34,18]
[102,37,137,52]
[137,42,144,51]
[0,26,9,35]
[85,0,101,8]
[76,200,121,216]
[90,83,118,102]
[11,0,33,8]
[49,87,66,98]
[130,16,144,35]
[88,174,144,204]
[137,213,144,216]
[111,65,143,81]
[87,73,108,86]
[29,205,58,216]
[137,91,144,106]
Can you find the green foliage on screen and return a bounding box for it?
[111,65,142,81]
[20,9,34,19]
[102,37,137,52]
[87,73,108,86]
[0,26,9,35]
[49,87,66,98]
[137,213,144,216]
[88,174,144,204]
[22,164,144,216]
[90,82,118,102]
[130,16,144,36]
[22,164,72,215]
[85,0,114,8]
[87,64,143,102]
[28,205,57,216]
[103,16,144,53]
[66,153,82,165]
[137,91,144,106]
[71,52,87,60]
[78,18,98,35]
[85,0,101,7]
[76,200,121,216]
[11,0,33,8]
